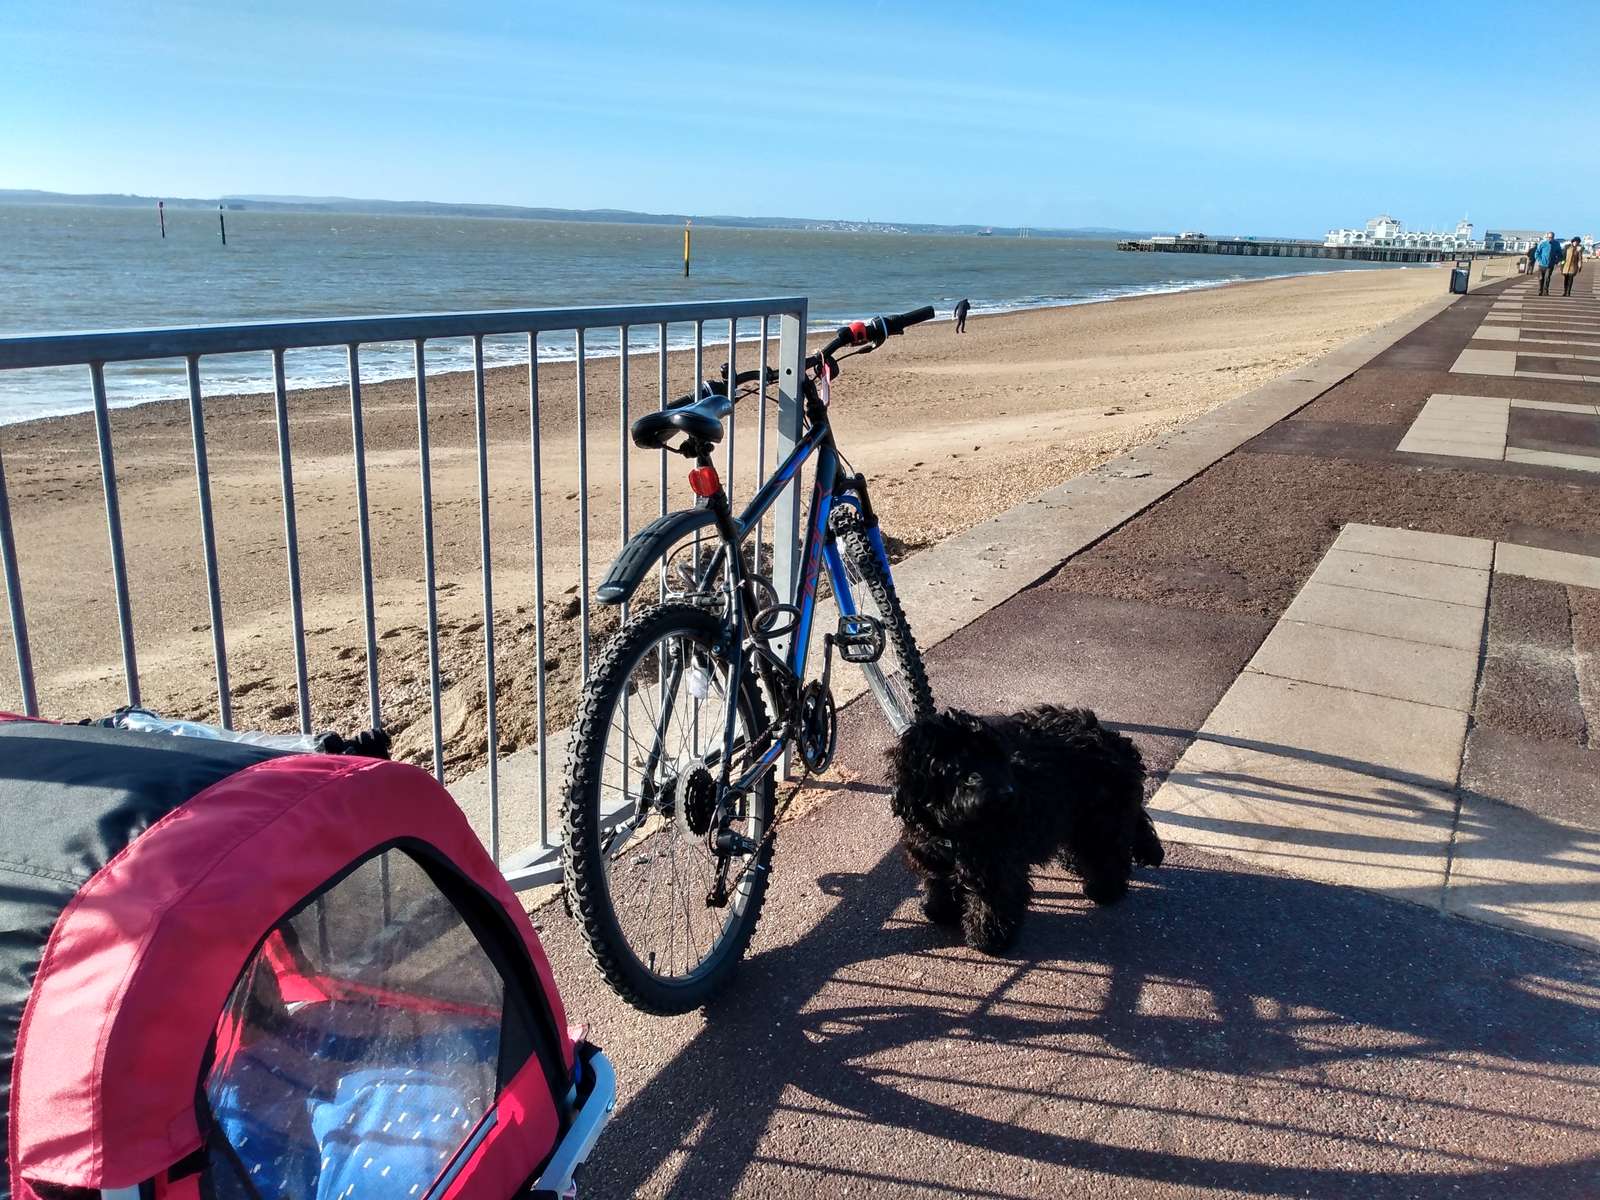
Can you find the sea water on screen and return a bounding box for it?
[0,205,1402,424]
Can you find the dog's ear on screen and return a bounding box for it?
[887,717,951,820]
[945,757,1018,831]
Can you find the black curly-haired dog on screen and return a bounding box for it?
[886,705,1163,953]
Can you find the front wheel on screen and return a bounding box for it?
[830,508,936,734]
[562,604,776,1014]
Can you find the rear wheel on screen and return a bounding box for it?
[562,604,775,1014]
[830,508,935,734]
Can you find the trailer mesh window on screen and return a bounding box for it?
[203,849,505,1200]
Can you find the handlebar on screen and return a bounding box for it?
[883,305,937,336]
[823,305,936,357]
[666,304,937,407]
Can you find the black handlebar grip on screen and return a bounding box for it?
[884,305,936,336]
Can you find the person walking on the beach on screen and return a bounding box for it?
[1561,237,1584,297]
[954,298,970,333]
[1533,231,1563,296]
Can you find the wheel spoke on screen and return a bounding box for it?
[566,607,776,1008]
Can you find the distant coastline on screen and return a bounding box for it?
[0,187,1158,240]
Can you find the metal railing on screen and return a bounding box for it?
[0,297,809,886]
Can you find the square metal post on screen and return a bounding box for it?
[772,306,807,776]
[771,306,807,635]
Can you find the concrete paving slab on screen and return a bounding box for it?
[1282,580,1486,651]
[1514,369,1600,385]
[1472,324,1520,341]
[1407,401,1515,419]
[1311,549,1491,608]
[1152,737,1457,903]
[1401,425,1508,440]
[1402,411,1512,432]
[1246,619,1479,711]
[1404,408,1514,426]
[1394,437,1498,460]
[1496,541,1600,588]
[1445,793,1600,951]
[1199,672,1468,790]
[1324,521,1497,569]
[1331,523,1495,569]
[1512,336,1600,349]
[1451,348,1516,376]
[1524,351,1600,366]
[1505,448,1600,473]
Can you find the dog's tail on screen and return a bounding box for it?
[1133,808,1165,868]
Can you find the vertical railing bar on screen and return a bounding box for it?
[619,325,631,610]
[414,339,444,780]
[576,327,591,681]
[184,355,231,728]
[270,350,312,734]
[657,322,668,603]
[471,335,501,862]
[347,345,381,729]
[618,324,630,809]
[773,305,808,776]
[89,362,140,707]
[725,318,737,506]
[693,320,703,395]
[755,315,770,578]
[529,334,550,845]
[692,320,704,564]
[0,435,38,716]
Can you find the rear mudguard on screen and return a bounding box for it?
[595,508,719,605]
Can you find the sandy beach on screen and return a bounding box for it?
[0,267,1444,776]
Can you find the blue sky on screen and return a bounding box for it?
[2,0,1595,235]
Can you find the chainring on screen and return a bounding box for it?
[796,680,838,773]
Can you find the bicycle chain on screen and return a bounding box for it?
[706,757,813,907]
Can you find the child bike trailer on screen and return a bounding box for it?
[1,716,613,1200]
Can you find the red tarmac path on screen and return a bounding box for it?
[537,276,1600,1198]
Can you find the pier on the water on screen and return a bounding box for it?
[1116,236,1506,264]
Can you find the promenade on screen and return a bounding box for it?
[534,272,1600,1197]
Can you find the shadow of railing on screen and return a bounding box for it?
[585,827,1600,1198]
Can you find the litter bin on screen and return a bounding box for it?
[1450,265,1470,294]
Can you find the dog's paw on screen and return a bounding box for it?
[963,924,1018,956]
[920,885,963,926]
[1134,815,1165,868]
[1082,875,1130,906]
[961,909,1020,955]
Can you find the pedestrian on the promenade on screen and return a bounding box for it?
[954,297,970,333]
[1533,231,1564,295]
[1561,237,1584,297]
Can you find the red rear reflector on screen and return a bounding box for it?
[688,465,721,497]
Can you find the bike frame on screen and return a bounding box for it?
[687,397,897,798]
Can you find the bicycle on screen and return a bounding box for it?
[562,305,939,1013]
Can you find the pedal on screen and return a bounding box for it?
[835,614,885,664]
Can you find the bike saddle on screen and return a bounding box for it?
[630,390,732,449]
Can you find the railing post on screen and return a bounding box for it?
[772,304,807,675]
[0,436,38,716]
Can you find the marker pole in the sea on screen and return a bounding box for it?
[218,204,227,246]
[683,219,691,277]
[158,200,165,239]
